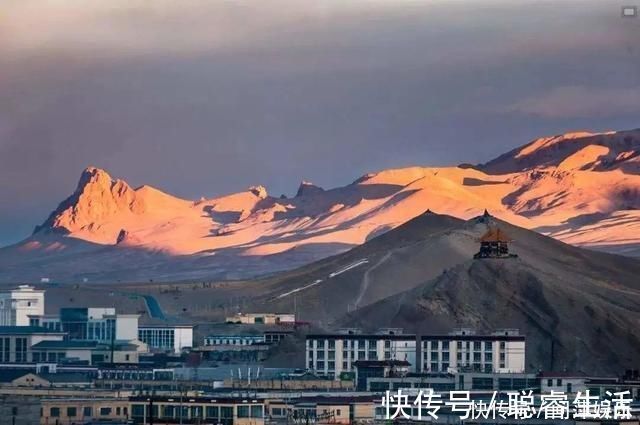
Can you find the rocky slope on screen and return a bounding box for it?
[0,128,638,283]
[249,211,640,374]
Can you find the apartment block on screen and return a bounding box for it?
[420,329,525,373]
[305,329,417,378]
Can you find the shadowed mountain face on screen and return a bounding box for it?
[248,212,640,374]
[0,128,639,283]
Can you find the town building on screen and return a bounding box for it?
[366,372,456,392]
[0,326,65,363]
[129,395,265,424]
[41,397,130,425]
[204,335,265,346]
[585,371,640,400]
[0,395,41,425]
[0,285,45,326]
[353,359,410,391]
[264,329,293,344]
[30,339,142,365]
[138,324,193,354]
[306,329,417,378]
[226,312,295,325]
[420,329,525,373]
[29,307,139,343]
[267,395,377,425]
[539,371,588,394]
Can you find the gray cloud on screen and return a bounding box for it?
[505,86,640,118]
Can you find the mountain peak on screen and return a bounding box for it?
[77,166,114,191]
[248,185,268,199]
[296,180,324,197]
[481,128,640,174]
[34,167,142,236]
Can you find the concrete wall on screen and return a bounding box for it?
[0,395,41,425]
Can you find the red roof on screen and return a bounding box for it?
[480,227,512,243]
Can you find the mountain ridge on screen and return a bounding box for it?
[1,127,639,283]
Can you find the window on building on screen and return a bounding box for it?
[251,406,264,418]
[473,341,481,351]
[238,406,251,418]
[442,340,449,350]
[100,407,112,416]
[220,406,233,419]
[15,337,27,362]
[50,408,60,417]
[206,406,219,419]
[83,407,92,417]
[0,338,10,362]
[547,379,553,387]
[67,407,77,418]
[472,377,494,390]
[328,340,335,349]
[557,379,562,386]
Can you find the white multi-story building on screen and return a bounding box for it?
[138,325,193,354]
[306,329,417,378]
[0,326,64,363]
[0,286,45,326]
[29,307,139,343]
[420,329,525,374]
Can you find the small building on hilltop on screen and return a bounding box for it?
[474,227,516,258]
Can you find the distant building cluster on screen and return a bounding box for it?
[0,285,638,425]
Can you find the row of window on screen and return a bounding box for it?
[424,340,507,351]
[45,406,125,418]
[138,329,175,349]
[204,336,265,346]
[130,404,263,420]
[308,339,405,349]
[0,337,27,362]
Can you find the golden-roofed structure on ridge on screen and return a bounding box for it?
[474,226,517,259]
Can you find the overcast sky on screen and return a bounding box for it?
[1,0,639,246]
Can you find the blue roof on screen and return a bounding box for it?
[32,340,98,349]
[0,326,64,335]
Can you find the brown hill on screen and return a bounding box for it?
[247,212,640,374]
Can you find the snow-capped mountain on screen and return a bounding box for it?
[1,128,638,283]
